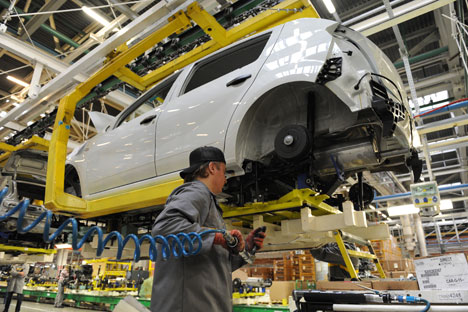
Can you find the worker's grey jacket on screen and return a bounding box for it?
[150,181,245,312]
[6,264,29,294]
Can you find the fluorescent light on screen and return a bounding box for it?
[55,243,72,249]
[6,76,29,88]
[0,111,6,118]
[440,199,453,210]
[322,0,336,14]
[82,6,110,26]
[387,204,419,216]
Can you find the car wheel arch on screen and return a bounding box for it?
[64,164,82,198]
[230,81,357,168]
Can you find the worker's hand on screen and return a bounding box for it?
[246,226,266,253]
[213,230,245,254]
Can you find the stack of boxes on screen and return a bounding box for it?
[371,237,415,278]
[273,251,316,281]
[292,253,315,281]
[273,252,294,281]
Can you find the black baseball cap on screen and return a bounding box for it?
[180,146,226,179]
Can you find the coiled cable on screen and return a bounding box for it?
[0,187,223,262]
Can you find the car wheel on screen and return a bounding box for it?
[274,125,311,161]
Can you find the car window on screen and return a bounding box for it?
[115,72,180,128]
[182,33,271,94]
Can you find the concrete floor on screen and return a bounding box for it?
[2,300,97,312]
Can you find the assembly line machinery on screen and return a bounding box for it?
[0,0,392,281]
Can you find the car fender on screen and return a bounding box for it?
[223,19,344,170]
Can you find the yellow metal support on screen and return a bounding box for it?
[347,250,377,260]
[45,1,319,217]
[0,244,56,254]
[0,135,49,164]
[221,189,339,218]
[333,230,359,280]
[333,231,386,280]
[368,240,387,278]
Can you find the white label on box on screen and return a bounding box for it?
[414,253,468,290]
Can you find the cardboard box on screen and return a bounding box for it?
[415,253,468,290]
[269,281,295,302]
[391,271,409,279]
[316,281,371,291]
[372,280,419,290]
[232,268,248,281]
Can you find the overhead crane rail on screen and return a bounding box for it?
[45,0,320,218]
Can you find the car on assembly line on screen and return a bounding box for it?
[65,18,421,207]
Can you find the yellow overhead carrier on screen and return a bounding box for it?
[45,0,319,218]
[0,136,49,165]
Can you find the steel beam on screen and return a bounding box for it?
[417,114,468,134]
[0,1,185,129]
[352,0,456,36]
[19,0,67,40]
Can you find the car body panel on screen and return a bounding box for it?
[85,108,160,194]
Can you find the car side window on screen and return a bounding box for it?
[182,33,271,95]
[114,72,180,128]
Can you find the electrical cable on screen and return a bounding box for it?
[414,97,468,118]
[0,187,224,262]
[353,72,404,105]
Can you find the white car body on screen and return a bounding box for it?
[67,18,416,204]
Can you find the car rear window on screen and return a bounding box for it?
[182,33,271,94]
[115,72,180,128]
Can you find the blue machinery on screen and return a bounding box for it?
[0,187,223,262]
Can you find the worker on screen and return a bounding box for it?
[54,266,69,308]
[150,146,266,312]
[3,262,29,312]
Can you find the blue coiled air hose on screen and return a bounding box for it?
[0,187,224,262]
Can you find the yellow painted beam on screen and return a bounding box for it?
[0,244,56,254]
[333,231,359,280]
[221,189,339,218]
[347,249,377,259]
[114,67,146,91]
[0,136,49,153]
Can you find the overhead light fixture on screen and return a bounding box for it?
[387,204,419,216]
[55,243,72,249]
[0,111,6,118]
[440,199,453,210]
[6,76,29,88]
[322,0,336,14]
[12,102,19,107]
[82,6,110,27]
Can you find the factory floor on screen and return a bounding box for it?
[1,300,96,312]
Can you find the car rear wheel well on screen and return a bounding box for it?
[235,81,356,165]
[64,165,82,198]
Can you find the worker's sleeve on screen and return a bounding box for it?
[10,267,19,277]
[152,186,214,255]
[231,254,246,271]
